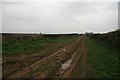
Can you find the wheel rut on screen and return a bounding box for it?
[9,37,82,78]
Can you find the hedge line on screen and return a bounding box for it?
[86,29,120,52]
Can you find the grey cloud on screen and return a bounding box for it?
[2,1,118,33]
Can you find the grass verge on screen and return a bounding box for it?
[85,37,119,78]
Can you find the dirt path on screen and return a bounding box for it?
[55,36,86,78]
[79,37,89,77]
[9,37,82,78]
[70,37,89,78]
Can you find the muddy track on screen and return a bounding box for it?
[70,37,89,78]
[8,37,82,78]
[55,36,85,78]
[30,37,85,78]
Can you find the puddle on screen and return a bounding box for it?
[61,52,76,71]
[61,58,73,70]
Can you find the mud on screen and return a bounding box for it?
[3,36,87,78]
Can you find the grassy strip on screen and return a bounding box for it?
[85,37,119,78]
[2,36,78,56]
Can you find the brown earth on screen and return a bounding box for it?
[54,36,88,78]
[3,36,88,79]
[70,37,90,78]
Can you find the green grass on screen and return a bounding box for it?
[2,35,79,56]
[85,37,119,78]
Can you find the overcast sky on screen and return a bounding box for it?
[1,0,119,34]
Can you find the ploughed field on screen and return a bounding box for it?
[2,33,119,78]
[2,34,86,78]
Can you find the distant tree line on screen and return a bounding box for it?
[2,33,80,42]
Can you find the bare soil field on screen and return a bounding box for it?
[3,34,87,79]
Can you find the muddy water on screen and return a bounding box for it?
[61,59,73,70]
[61,50,76,71]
